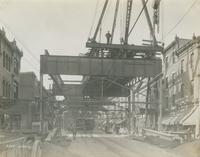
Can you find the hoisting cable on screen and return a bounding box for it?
[88,0,100,38]
[128,0,149,37]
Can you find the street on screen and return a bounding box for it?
[42,133,180,157]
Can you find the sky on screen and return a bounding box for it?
[0,0,199,82]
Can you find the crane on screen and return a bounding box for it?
[86,0,162,58]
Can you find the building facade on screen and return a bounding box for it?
[162,35,200,138]
[0,28,23,100]
[0,29,23,130]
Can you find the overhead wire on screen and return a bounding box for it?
[0,19,40,73]
[0,19,40,63]
[164,0,198,39]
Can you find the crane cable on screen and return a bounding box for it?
[88,0,100,38]
[128,0,149,37]
[119,0,125,40]
[164,0,198,39]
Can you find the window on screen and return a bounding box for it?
[165,97,169,108]
[5,82,8,97]
[181,59,184,73]
[3,51,5,67]
[172,51,175,64]
[172,94,175,106]
[2,80,5,97]
[13,81,18,99]
[165,77,168,88]
[8,57,11,72]
[165,57,168,69]
[14,58,19,75]
[5,54,8,70]
[181,83,184,97]
[172,73,176,84]
[8,84,10,98]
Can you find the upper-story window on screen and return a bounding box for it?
[165,77,168,88]
[165,56,169,69]
[2,80,5,97]
[5,54,8,70]
[172,73,175,81]
[181,83,184,97]
[13,81,18,99]
[13,58,19,75]
[3,51,5,67]
[8,57,11,72]
[172,50,176,64]
[181,59,184,73]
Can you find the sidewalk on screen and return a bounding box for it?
[171,140,200,157]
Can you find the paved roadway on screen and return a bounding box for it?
[42,132,181,157]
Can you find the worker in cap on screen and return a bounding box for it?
[105,31,112,44]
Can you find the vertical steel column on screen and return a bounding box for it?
[40,73,44,134]
[128,94,131,134]
[131,90,135,133]
[145,78,150,127]
[158,78,163,131]
[195,75,200,138]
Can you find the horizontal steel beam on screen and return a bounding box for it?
[53,84,83,97]
[86,42,163,52]
[53,83,130,97]
[40,55,161,77]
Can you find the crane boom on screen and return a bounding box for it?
[92,0,109,41]
[110,0,120,43]
[124,0,133,44]
[141,0,157,46]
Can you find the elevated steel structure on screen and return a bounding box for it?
[41,55,161,78]
[39,0,163,133]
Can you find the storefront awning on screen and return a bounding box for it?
[181,106,198,126]
[162,106,197,126]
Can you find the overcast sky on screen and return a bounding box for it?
[0,0,199,80]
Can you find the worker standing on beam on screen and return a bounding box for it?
[105,31,112,44]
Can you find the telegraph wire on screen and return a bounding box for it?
[0,19,40,73]
[0,19,40,63]
[164,0,198,39]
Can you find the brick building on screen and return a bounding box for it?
[162,35,200,138]
[0,28,23,100]
[0,28,23,130]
